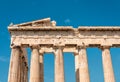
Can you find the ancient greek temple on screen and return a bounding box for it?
[8,18,118,82]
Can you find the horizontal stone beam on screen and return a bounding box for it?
[8,26,120,31]
[9,26,120,48]
[78,26,120,31]
[8,26,74,31]
[39,46,78,53]
[11,38,120,47]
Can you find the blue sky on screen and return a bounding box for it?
[0,0,120,82]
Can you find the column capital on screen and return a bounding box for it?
[10,44,21,49]
[100,46,111,50]
[74,50,79,56]
[30,45,40,49]
[54,46,64,49]
[77,46,87,49]
[53,46,64,51]
[10,46,23,55]
[74,46,87,56]
[39,50,44,55]
[53,46,64,57]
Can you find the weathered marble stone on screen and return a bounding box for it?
[8,18,117,82]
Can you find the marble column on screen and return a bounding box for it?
[24,65,28,82]
[78,47,90,82]
[19,56,23,82]
[21,57,25,82]
[8,47,21,82]
[18,55,22,82]
[30,47,40,82]
[54,47,65,82]
[24,66,28,82]
[26,67,28,82]
[23,63,26,82]
[39,53,44,82]
[75,53,80,82]
[102,47,115,82]
[22,48,28,82]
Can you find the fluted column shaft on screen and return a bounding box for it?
[21,59,25,82]
[23,64,26,82]
[39,53,44,82]
[26,69,28,82]
[30,48,40,82]
[18,55,21,82]
[75,54,80,82]
[77,48,90,82]
[19,56,26,82]
[26,68,28,82]
[18,55,23,82]
[8,47,21,82]
[24,66,28,82]
[54,47,65,82]
[102,47,115,82]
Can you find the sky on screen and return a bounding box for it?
[0,0,120,82]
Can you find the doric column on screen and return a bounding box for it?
[23,63,26,82]
[17,55,23,82]
[20,57,24,82]
[30,46,40,82]
[24,65,28,82]
[75,53,80,82]
[22,48,28,82]
[18,55,21,82]
[39,52,44,82]
[54,47,65,82]
[26,67,28,82]
[75,47,90,82]
[8,46,21,82]
[101,46,115,82]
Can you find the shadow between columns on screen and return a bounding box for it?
[76,69,80,82]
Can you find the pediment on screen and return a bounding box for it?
[10,18,56,27]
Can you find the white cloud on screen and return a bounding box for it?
[0,56,8,62]
[64,19,71,24]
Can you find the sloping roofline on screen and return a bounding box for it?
[10,18,51,27]
[8,18,120,31]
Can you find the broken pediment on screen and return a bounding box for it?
[10,18,56,27]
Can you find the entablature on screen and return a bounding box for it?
[8,18,120,49]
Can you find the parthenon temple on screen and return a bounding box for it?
[8,18,119,82]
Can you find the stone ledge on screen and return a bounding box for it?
[8,26,74,31]
[78,26,120,31]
